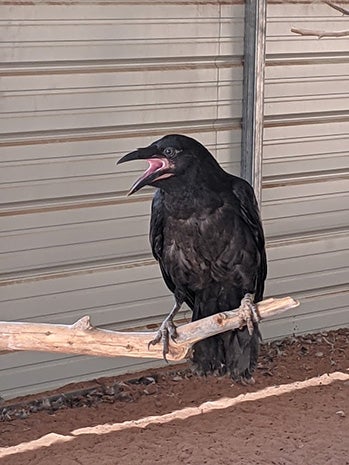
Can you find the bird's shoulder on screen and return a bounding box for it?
[225,174,265,242]
[150,174,265,253]
[226,174,267,297]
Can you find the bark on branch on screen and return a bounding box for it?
[0,296,299,361]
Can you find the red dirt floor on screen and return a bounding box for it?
[1,329,349,465]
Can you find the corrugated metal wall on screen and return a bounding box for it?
[1,1,348,400]
[0,0,245,399]
[261,1,349,339]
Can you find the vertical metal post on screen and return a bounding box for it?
[241,0,267,205]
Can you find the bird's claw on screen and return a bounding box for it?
[148,318,178,362]
[238,293,260,335]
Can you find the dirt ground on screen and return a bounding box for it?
[1,329,349,465]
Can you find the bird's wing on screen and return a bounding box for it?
[202,176,267,301]
[231,177,267,300]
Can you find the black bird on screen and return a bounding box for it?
[118,134,267,381]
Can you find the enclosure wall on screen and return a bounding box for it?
[0,0,348,400]
[261,1,349,339]
[0,0,245,399]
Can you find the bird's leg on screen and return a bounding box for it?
[237,293,260,335]
[148,299,182,361]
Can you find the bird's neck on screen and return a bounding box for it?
[161,182,224,219]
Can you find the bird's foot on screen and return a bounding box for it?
[237,293,260,335]
[148,317,178,362]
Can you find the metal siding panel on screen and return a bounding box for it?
[262,1,349,344]
[0,132,241,204]
[0,4,244,61]
[266,2,349,54]
[0,355,166,400]
[261,288,349,340]
[0,204,151,273]
[0,262,169,322]
[0,1,245,399]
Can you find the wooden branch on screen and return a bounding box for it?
[0,296,299,362]
[324,0,349,16]
[291,1,349,38]
[291,27,349,38]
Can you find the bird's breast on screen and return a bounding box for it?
[162,212,224,290]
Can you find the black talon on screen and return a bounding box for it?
[148,339,158,350]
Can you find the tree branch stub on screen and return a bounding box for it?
[291,27,349,38]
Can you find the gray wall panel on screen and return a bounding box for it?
[0,132,241,204]
[1,0,348,400]
[0,1,245,399]
[263,1,349,336]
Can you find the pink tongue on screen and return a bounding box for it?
[148,159,163,172]
[145,158,164,176]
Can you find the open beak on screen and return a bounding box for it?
[117,146,173,195]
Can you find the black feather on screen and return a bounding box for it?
[118,134,267,378]
[146,134,267,379]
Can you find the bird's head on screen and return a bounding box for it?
[117,134,220,195]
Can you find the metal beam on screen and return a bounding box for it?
[241,0,267,205]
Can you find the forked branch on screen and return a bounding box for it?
[0,296,299,361]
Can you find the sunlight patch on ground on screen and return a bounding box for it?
[0,433,74,458]
[1,370,348,459]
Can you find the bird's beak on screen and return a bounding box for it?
[117,146,157,165]
[117,146,173,195]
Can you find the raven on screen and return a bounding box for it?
[118,134,267,381]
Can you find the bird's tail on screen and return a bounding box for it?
[222,324,260,381]
[190,289,261,380]
[191,326,260,381]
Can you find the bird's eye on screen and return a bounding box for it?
[163,147,176,157]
